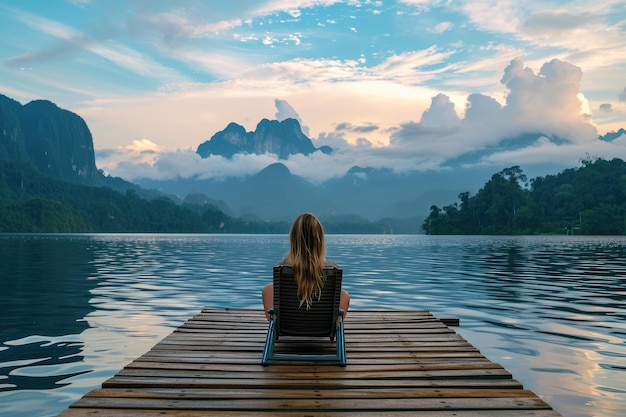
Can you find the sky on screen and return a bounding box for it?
[1,0,626,184]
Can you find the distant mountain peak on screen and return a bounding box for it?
[599,128,626,142]
[255,162,292,181]
[196,118,331,159]
[259,162,291,175]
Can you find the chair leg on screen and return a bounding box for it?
[337,320,346,366]
[261,319,276,366]
[336,317,346,367]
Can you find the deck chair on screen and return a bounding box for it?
[261,265,346,366]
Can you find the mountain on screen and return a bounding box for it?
[599,128,626,142]
[21,99,102,184]
[0,94,102,184]
[137,163,331,221]
[0,94,146,195]
[233,163,338,220]
[197,118,331,159]
[136,161,475,222]
[0,95,30,163]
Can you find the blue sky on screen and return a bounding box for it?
[1,0,626,183]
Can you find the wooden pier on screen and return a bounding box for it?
[58,308,562,416]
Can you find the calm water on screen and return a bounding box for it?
[0,234,625,417]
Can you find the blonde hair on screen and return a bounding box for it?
[284,213,326,309]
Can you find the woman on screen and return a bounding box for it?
[262,212,350,320]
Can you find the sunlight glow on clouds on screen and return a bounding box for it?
[94,57,626,184]
[1,0,625,185]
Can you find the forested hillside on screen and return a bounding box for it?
[423,157,626,235]
[0,162,419,233]
[0,161,252,233]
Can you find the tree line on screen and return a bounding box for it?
[423,157,626,235]
[0,161,418,233]
[0,161,288,233]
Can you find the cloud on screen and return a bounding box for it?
[251,1,343,18]
[599,103,612,112]
[66,0,91,6]
[459,1,626,78]
[5,11,89,67]
[96,139,165,175]
[620,87,626,102]
[372,46,456,81]
[460,1,523,34]
[274,98,301,121]
[419,93,460,127]
[312,130,353,151]
[274,98,310,135]
[482,137,626,171]
[432,22,453,33]
[4,8,188,85]
[613,132,626,145]
[335,122,379,134]
[499,58,596,142]
[127,138,163,153]
[101,147,280,181]
[141,12,243,42]
[464,93,502,123]
[385,57,604,167]
[519,11,603,36]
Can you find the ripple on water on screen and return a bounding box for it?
[1,234,626,417]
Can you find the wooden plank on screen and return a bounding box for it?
[102,376,526,390]
[440,318,460,326]
[56,309,561,416]
[121,361,500,373]
[111,367,513,380]
[59,409,563,417]
[138,350,484,361]
[70,396,552,411]
[128,357,492,367]
[83,387,541,400]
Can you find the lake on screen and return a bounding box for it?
[0,233,625,417]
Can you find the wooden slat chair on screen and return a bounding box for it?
[261,265,346,366]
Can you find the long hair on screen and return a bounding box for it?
[283,213,326,309]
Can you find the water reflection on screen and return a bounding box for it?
[0,234,625,417]
[0,236,96,392]
[327,235,626,417]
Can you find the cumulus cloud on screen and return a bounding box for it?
[499,58,596,141]
[312,130,353,151]
[464,93,502,123]
[274,98,310,135]
[385,58,608,168]
[419,93,461,128]
[97,138,164,174]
